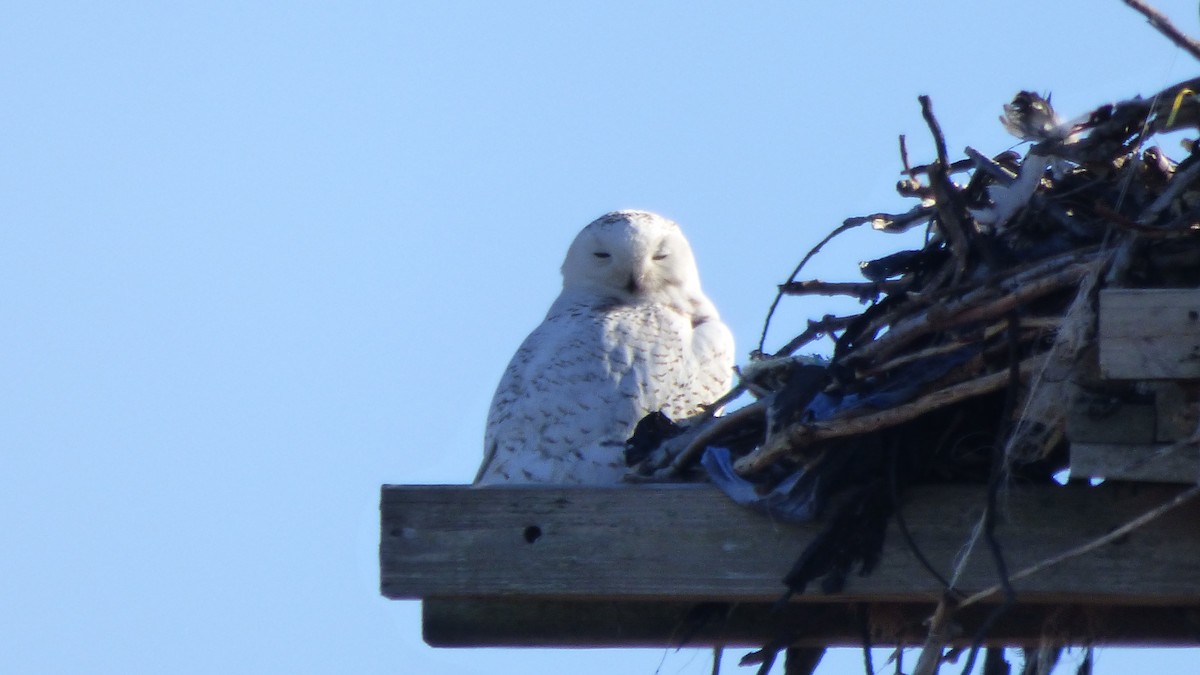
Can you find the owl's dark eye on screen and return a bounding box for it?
[652,253,668,261]
[593,252,611,259]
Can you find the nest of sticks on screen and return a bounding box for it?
[625,5,1200,674]
[633,75,1200,490]
[626,74,1200,630]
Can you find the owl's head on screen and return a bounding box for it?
[560,210,705,307]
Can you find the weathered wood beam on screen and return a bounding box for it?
[380,483,1200,604]
[1069,442,1200,483]
[1099,288,1200,379]
[422,598,1200,648]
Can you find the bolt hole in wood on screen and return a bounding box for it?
[523,525,542,543]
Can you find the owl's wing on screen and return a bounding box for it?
[692,314,737,407]
[478,309,646,484]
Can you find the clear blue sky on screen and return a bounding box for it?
[3,2,1197,673]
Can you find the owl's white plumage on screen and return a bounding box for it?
[476,210,735,485]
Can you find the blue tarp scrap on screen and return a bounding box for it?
[702,345,980,522]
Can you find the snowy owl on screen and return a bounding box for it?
[475,210,735,485]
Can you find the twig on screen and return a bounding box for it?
[849,246,1101,361]
[845,258,1100,368]
[965,147,1017,185]
[779,279,907,298]
[906,157,977,177]
[707,383,748,416]
[770,314,858,359]
[955,483,1200,610]
[912,595,959,675]
[1120,0,1200,61]
[736,354,1049,475]
[900,134,917,180]
[920,95,974,282]
[1139,157,1200,224]
[758,221,864,354]
[858,606,874,675]
[855,321,1010,379]
[655,399,767,479]
[844,205,936,234]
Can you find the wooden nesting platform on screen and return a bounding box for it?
[380,289,1200,649]
[380,482,1200,648]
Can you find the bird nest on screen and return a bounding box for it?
[634,75,1200,483]
[621,6,1200,673]
[626,75,1200,594]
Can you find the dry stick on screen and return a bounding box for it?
[863,318,1057,413]
[919,95,973,282]
[654,399,768,479]
[844,205,936,234]
[1120,0,1200,61]
[964,147,1017,185]
[900,134,917,181]
[779,279,908,298]
[757,220,864,355]
[1139,158,1200,224]
[735,353,1049,475]
[906,157,977,178]
[912,598,959,675]
[954,483,1200,611]
[771,314,859,359]
[855,320,1016,379]
[626,383,752,479]
[850,246,1101,361]
[846,257,1099,368]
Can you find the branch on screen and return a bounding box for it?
[769,314,858,359]
[1139,157,1200,224]
[758,221,864,354]
[735,354,1049,475]
[920,95,973,281]
[843,205,936,234]
[847,246,1101,362]
[779,279,907,299]
[1121,0,1200,61]
[844,255,1102,368]
[627,399,768,480]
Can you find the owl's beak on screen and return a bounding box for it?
[625,274,640,295]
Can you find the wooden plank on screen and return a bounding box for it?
[1099,288,1200,379]
[1070,443,1200,483]
[1154,382,1199,441]
[1066,398,1155,444]
[380,483,1200,604]
[422,598,1200,648]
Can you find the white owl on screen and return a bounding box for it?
[475,210,735,485]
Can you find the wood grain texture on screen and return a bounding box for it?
[1067,399,1155,444]
[380,483,1200,604]
[1099,288,1200,379]
[1154,381,1200,441]
[1069,443,1200,483]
